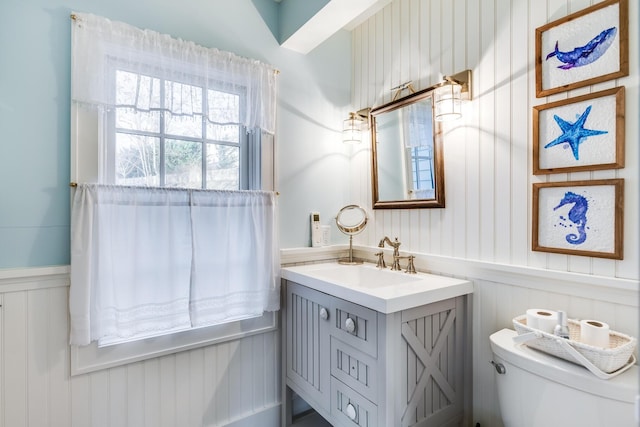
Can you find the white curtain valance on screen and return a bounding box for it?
[69,184,280,346]
[71,12,278,134]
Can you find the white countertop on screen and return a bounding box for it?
[281,262,473,313]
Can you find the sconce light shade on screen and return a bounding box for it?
[343,113,362,144]
[342,109,371,144]
[434,82,462,122]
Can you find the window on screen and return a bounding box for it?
[69,12,279,369]
[109,70,257,190]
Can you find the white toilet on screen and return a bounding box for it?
[490,328,638,427]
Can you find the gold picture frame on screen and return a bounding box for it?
[533,87,625,174]
[535,0,628,97]
[532,179,624,259]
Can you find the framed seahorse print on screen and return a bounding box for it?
[532,179,624,259]
[535,0,628,97]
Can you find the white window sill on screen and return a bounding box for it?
[71,311,277,375]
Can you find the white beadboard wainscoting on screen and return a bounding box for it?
[0,267,280,427]
[0,248,637,426]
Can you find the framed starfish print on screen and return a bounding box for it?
[533,87,624,175]
[532,179,624,259]
[535,0,628,97]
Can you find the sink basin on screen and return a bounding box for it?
[309,264,421,288]
[281,261,473,313]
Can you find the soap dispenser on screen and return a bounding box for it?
[553,310,570,339]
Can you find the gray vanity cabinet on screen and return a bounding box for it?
[283,280,468,427]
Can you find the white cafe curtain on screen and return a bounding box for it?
[69,184,279,346]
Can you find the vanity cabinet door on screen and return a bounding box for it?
[285,281,332,410]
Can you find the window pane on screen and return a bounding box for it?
[207,90,240,143]
[164,81,203,138]
[116,107,160,132]
[115,70,161,132]
[115,133,160,186]
[165,113,202,138]
[165,139,202,188]
[206,143,239,190]
[207,123,240,143]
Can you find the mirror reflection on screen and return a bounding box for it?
[370,88,444,209]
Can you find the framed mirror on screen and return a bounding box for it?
[370,88,445,209]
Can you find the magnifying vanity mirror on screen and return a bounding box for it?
[370,88,445,209]
[335,205,368,265]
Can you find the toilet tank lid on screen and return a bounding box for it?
[490,328,638,403]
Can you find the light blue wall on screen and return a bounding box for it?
[0,0,352,268]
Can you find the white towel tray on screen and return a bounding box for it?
[513,315,637,380]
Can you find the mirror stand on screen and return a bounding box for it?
[335,205,368,265]
[339,235,361,265]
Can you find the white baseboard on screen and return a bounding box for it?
[224,404,281,427]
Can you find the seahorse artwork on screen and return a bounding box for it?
[546,27,617,70]
[553,191,588,245]
[543,105,608,161]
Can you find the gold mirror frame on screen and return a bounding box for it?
[370,88,445,209]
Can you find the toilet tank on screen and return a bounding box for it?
[490,328,638,427]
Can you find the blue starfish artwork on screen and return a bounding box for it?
[544,105,608,161]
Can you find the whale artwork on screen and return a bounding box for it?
[553,192,588,245]
[546,27,617,70]
[543,105,608,161]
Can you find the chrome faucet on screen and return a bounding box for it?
[378,237,401,270]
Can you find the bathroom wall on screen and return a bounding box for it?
[0,0,352,425]
[348,0,639,425]
[0,0,353,269]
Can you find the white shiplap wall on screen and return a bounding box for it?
[351,0,638,278]
[349,0,639,425]
[0,268,280,427]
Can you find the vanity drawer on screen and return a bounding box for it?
[330,336,377,403]
[331,298,378,357]
[330,377,377,427]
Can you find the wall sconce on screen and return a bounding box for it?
[343,108,371,144]
[434,70,472,122]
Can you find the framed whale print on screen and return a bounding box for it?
[533,87,625,174]
[535,0,628,97]
[532,179,623,259]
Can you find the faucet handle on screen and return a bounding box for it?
[405,255,416,274]
[374,252,386,269]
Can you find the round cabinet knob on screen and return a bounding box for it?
[345,317,356,334]
[319,307,329,320]
[346,403,357,421]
